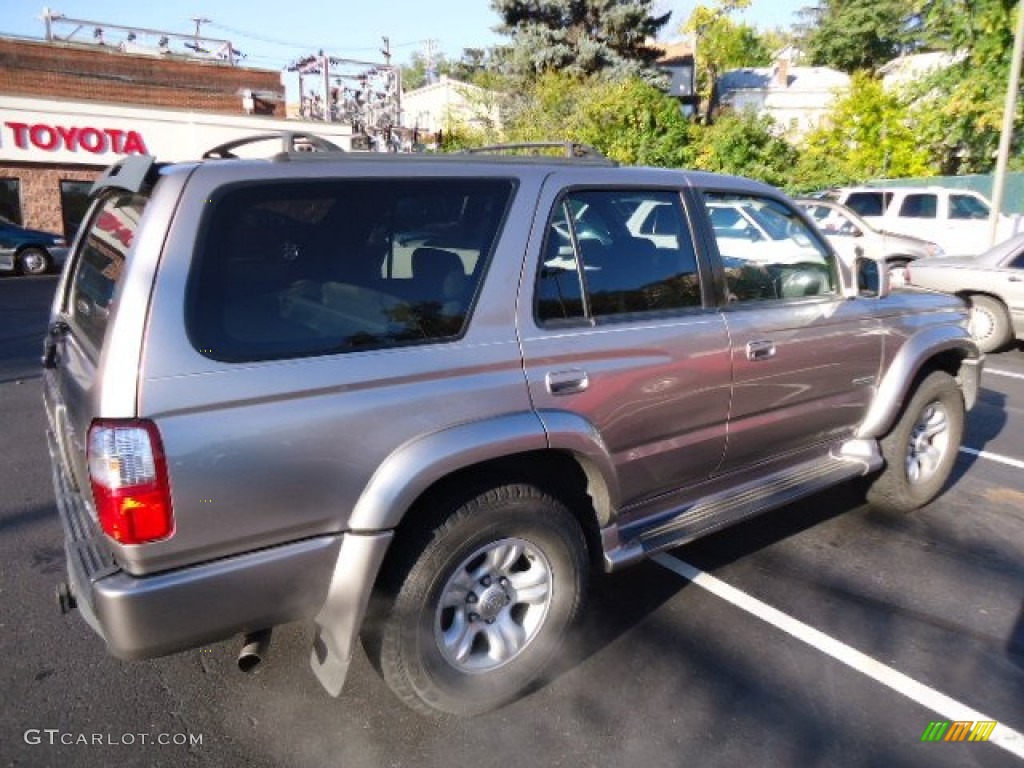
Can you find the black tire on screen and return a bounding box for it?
[368,484,588,716]
[865,370,965,514]
[966,294,1012,353]
[17,247,51,276]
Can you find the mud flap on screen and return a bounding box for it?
[310,531,393,696]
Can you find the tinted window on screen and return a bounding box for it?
[0,178,22,225]
[188,178,513,362]
[536,190,701,323]
[949,194,989,220]
[68,192,145,352]
[898,194,937,219]
[704,192,837,303]
[845,192,888,217]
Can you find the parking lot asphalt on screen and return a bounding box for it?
[2,274,1022,767]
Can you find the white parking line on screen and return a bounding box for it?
[986,368,1024,381]
[959,447,1024,471]
[652,553,1024,759]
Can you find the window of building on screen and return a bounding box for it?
[60,180,94,240]
[0,179,23,225]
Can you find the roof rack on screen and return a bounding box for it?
[461,142,615,164]
[202,132,345,160]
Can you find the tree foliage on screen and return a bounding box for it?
[685,110,800,188]
[798,0,921,73]
[501,72,692,166]
[683,0,774,113]
[908,0,1022,174]
[796,73,932,188]
[490,0,670,81]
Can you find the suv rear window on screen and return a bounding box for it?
[67,192,146,352]
[187,178,514,362]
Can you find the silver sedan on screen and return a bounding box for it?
[906,233,1024,352]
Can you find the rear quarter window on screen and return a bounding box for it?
[187,178,514,362]
[67,192,146,353]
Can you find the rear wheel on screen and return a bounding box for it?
[966,294,1012,353]
[18,247,50,276]
[368,483,588,716]
[865,370,964,513]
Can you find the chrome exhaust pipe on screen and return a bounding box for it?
[237,629,272,673]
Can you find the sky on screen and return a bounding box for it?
[2,1,806,71]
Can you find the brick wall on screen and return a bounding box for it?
[1,161,100,234]
[0,37,283,116]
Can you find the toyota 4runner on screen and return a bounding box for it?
[44,134,982,716]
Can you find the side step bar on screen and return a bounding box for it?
[602,443,881,570]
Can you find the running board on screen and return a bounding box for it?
[602,445,881,571]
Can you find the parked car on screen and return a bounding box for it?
[906,232,1024,352]
[796,198,943,285]
[45,134,981,717]
[825,185,1023,256]
[0,216,69,275]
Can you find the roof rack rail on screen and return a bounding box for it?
[462,142,614,163]
[202,132,345,160]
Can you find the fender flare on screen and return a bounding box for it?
[346,410,619,532]
[856,325,982,440]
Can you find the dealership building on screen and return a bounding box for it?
[0,36,354,238]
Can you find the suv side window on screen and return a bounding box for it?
[844,191,889,217]
[68,191,146,353]
[703,191,837,303]
[187,178,514,362]
[950,193,990,220]
[536,190,701,323]
[898,193,937,219]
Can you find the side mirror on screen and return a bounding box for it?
[844,252,890,299]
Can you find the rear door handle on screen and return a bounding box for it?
[545,370,589,396]
[746,340,777,361]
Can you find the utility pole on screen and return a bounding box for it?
[381,36,391,66]
[321,49,331,123]
[988,1,1024,247]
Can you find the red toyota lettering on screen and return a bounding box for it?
[122,131,148,155]
[5,121,30,149]
[56,125,80,151]
[78,127,105,153]
[30,124,58,151]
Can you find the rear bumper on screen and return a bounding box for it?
[49,426,350,660]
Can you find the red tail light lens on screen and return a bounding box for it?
[87,419,174,544]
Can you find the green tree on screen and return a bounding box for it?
[795,73,932,189]
[685,110,800,187]
[490,0,670,81]
[909,0,1022,174]
[684,1,774,117]
[797,0,922,73]
[501,71,692,166]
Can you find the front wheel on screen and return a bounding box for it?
[865,370,965,514]
[966,294,1012,353]
[368,484,588,716]
[18,247,51,276]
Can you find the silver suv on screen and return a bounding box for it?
[44,135,982,716]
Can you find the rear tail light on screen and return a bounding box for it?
[87,419,174,544]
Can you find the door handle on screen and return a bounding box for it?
[1009,276,1021,282]
[746,340,777,361]
[545,370,589,396]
